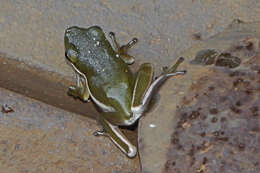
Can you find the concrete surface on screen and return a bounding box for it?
[138,21,260,173]
[0,0,260,77]
[0,87,140,173]
[0,0,260,172]
[0,55,99,120]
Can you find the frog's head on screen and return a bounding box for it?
[64,26,106,65]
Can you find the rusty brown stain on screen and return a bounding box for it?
[164,54,260,173]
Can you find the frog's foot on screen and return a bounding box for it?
[93,129,107,136]
[68,85,90,102]
[161,57,186,74]
[109,32,138,65]
[99,117,137,158]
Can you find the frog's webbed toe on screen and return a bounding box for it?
[120,37,138,52]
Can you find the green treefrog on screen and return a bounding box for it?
[64,26,186,158]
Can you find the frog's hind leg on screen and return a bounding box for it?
[94,116,137,158]
[132,63,154,110]
[129,57,186,124]
[109,32,138,65]
[141,57,186,108]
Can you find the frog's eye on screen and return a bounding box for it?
[65,49,78,63]
[87,26,105,40]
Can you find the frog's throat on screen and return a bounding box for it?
[68,61,115,112]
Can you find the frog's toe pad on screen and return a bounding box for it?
[127,146,137,158]
[68,85,76,90]
[93,130,106,136]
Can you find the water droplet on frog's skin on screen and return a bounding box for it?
[93,37,96,41]
[96,41,100,46]
[88,50,91,54]
[116,54,120,58]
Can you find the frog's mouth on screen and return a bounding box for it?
[65,51,79,75]
[65,52,83,78]
[65,51,73,63]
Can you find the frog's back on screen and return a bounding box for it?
[76,26,135,117]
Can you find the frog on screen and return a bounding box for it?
[64,25,186,158]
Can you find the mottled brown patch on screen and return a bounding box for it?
[211,117,218,123]
[215,53,241,68]
[209,108,218,114]
[164,60,260,173]
[190,49,218,65]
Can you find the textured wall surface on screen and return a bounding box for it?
[0,0,259,76]
[0,1,260,172]
[139,21,260,173]
[0,88,140,173]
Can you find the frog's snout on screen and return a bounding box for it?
[65,27,72,36]
[65,26,81,36]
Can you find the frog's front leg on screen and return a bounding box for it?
[95,116,137,158]
[68,73,90,102]
[109,32,138,65]
[127,57,186,125]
